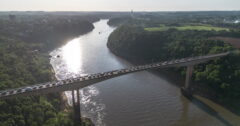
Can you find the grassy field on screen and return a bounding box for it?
[145,24,230,32]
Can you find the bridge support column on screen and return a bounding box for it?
[185,65,194,90]
[181,65,194,97]
[72,90,75,106]
[72,90,82,126]
[76,89,82,125]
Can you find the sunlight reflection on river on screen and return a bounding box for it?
[50,38,106,126]
[62,39,82,74]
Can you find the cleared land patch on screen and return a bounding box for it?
[145,24,229,32]
[210,37,240,49]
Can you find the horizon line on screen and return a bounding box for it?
[0,10,240,13]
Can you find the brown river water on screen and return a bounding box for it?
[50,19,240,126]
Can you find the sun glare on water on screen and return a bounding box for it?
[62,38,82,74]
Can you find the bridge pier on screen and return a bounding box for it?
[72,89,82,126]
[181,65,194,97]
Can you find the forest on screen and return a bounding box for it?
[0,35,76,126]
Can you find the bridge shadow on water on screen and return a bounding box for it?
[150,69,240,117]
[184,95,234,126]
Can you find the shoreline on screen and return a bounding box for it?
[107,45,240,116]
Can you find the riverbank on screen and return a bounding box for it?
[107,24,240,115]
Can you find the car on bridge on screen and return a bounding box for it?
[9,90,15,94]
[0,91,7,96]
[33,86,38,90]
[25,87,33,91]
[17,89,22,93]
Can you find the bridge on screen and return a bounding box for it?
[0,52,230,125]
[0,52,230,99]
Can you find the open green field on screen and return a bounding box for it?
[145,24,230,32]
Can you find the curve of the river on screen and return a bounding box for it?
[50,19,240,126]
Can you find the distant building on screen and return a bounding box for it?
[234,20,240,24]
[131,9,134,18]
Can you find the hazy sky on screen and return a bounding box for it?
[1,0,240,11]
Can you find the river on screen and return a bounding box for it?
[50,19,240,126]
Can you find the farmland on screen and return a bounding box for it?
[145,24,230,32]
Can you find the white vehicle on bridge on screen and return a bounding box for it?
[25,87,33,91]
